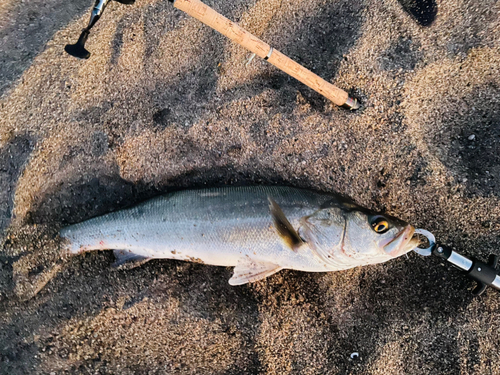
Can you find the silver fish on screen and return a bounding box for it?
[60,186,418,285]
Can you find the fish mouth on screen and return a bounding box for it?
[383,225,419,257]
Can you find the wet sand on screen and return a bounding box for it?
[1,0,500,373]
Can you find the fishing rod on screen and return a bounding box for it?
[65,0,360,109]
[413,229,500,296]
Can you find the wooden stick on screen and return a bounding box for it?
[171,0,359,109]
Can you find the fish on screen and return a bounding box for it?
[60,186,419,285]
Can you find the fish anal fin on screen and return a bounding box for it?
[229,258,282,286]
[268,197,304,252]
[112,250,152,270]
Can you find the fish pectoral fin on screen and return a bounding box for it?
[112,250,152,270]
[268,197,304,252]
[229,258,282,286]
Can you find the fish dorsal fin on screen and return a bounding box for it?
[268,197,304,252]
[229,258,282,286]
[112,250,152,269]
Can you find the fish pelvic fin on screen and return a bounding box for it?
[112,250,152,270]
[268,197,304,252]
[229,258,282,286]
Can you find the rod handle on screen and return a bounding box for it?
[267,49,349,106]
[172,0,354,107]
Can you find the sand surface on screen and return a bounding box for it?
[1,0,500,373]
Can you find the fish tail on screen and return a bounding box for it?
[59,234,82,255]
[59,226,94,255]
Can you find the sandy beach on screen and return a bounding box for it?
[1,0,500,373]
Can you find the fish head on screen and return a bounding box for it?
[299,202,419,268]
[342,209,418,264]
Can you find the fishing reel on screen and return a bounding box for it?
[413,229,500,296]
[65,0,135,59]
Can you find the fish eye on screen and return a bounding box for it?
[371,217,389,233]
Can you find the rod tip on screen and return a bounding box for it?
[342,97,361,110]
